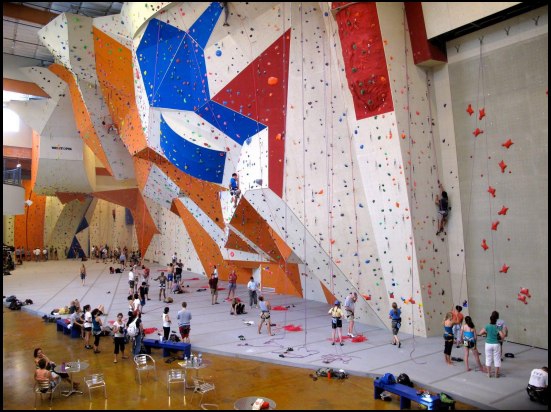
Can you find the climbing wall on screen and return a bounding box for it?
[47,197,93,258]
[447,8,548,348]
[88,199,134,253]
[143,197,202,272]
[44,196,64,246]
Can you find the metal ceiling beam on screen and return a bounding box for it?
[3,3,58,26]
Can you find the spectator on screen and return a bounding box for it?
[527,366,548,404]
[209,273,219,305]
[83,304,93,349]
[492,311,509,361]
[443,312,454,365]
[139,282,147,314]
[80,263,87,286]
[177,302,192,344]
[478,312,505,378]
[247,277,259,308]
[91,308,104,353]
[162,307,171,342]
[112,313,128,363]
[230,297,245,315]
[35,358,61,390]
[227,269,237,300]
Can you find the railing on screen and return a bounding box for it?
[3,167,22,186]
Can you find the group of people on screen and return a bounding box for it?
[15,246,59,263]
[328,292,361,346]
[443,307,509,378]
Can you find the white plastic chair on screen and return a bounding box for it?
[134,354,157,384]
[167,368,186,396]
[84,373,107,401]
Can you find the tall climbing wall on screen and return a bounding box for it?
[88,199,134,253]
[447,7,548,348]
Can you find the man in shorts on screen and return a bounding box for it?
[177,302,192,343]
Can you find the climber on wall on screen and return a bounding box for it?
[229,173,241,207]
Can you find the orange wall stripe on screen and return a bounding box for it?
[93,27,148,155]
[14,180,46,251]
[95,167,112,176]
[173,200,251,282]
[48,64,114,177]
[30,130,40,192]
[3,78,49,98]
[136,148,225,230]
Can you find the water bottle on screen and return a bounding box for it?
[198,353,202,366]
[184,356,188,366]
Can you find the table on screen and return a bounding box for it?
[234,396,276,410]
[178,358,211,389]
[61,361,89,397]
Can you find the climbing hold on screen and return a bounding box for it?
[499,264,509,273]
[501,139,514,149]
[497,206,509,215]
[520,288,531,298]
[498,160,507,173]
[466,104,474,116]
[267,77,278,86]
[488,186,496,197]
[517,294,527,304]
[473,128,483,137]
[491,221,500,231]
[478,108,486,120]
[481,239,489,251]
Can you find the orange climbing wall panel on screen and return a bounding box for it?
[132,157,152,192]
[321,282,338,306]
[55,192,87,204]
[230,198,282,262]
[224,230,256,254]
[260,262,302,298]
[173,200,250,282]
[133,193,160,257]
[14,180,46,251]
[136,148,225,230]
[48,64,114,176]
[94,27,148,155]
[30,130,40,192]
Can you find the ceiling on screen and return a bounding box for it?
[3,2,124,65]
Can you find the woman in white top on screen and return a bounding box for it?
[162,307,171,341]
[83,305,93,349]
[112,313,128,363]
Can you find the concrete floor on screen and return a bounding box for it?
[3,259,548,410]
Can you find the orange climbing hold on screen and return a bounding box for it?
[267,76,279,85]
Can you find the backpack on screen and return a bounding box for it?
[315,367,333,377]
[439,392,456,410]
[397,373,413,387]
[127,318,139,337]
[379,373,396,385]
[169,333,180,342]
[6,295,16,303]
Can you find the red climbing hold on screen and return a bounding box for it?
[499,264,509,273]
[517,294,527,304]
[501,139,514,149]
[520,288,531,298]
[499,160,507,173]
[473,128,483,137]
[488,186,496,198]
[466,104,474,116]
[481,239,489,251]
[478,108,486,120]
[491,221,500,231]
[497,206,509,215]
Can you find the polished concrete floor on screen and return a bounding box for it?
[3,260,547,409]
[3,309,477,410]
